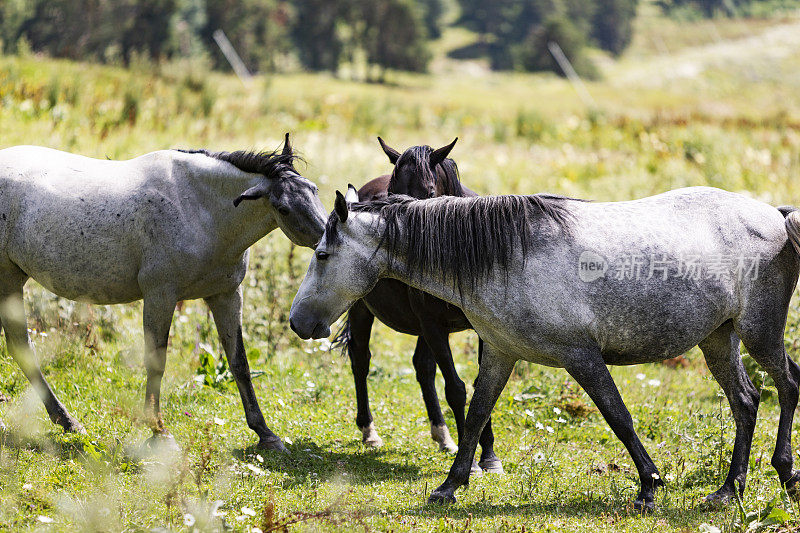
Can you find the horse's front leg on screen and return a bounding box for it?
[142,291,177,444]
[564,349,663,512]
[205,288,287,453]
[429,343,515,504]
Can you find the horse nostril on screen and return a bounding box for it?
[289,319,298,334]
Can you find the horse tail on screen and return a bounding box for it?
[780,206,800,255]
[330,314,352,356]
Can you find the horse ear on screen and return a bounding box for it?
[334,190,349,222]
[345,184,359,204]
[378,136,400,164]
[233,182,270,207]
[429,137,458,168]
[282,132,292,157]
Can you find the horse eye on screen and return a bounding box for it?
[316,251,330,261]
[276,205,290,216]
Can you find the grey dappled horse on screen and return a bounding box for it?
[0,135,326,452]
[290,186,800,511]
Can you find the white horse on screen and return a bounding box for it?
[290,187,800,510]
[0,134,326,451]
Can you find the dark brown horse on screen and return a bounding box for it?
[333,137,503,473]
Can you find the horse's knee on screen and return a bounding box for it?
[444,380,467,407]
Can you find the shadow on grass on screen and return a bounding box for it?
[402,496,725,525]
[231,438,423,487]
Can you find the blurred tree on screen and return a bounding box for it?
[292,0,345,71]
[202,0,291,72]
[169,0,208,57]
[456,0,632,74]
[591,0,637,56]
[517,14,598,78]
[417,0,445,38]
[0,0,35,53]
[354,0,431,79]
[119,0,178,63]
[8,0,177,63]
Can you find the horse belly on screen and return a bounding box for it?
[9,222,142,304]
[589,280,733,365]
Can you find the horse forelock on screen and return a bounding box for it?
[389,145,464,198]
[344,194,575,296]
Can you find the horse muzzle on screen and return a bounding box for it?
[289,315,330,340]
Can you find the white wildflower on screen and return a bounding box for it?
[246,464,264,476]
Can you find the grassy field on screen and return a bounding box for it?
[3,5,800,532]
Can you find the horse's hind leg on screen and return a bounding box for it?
[0,284,84,433]
[412,338,457,453]
[345,300,382,447]
[206,288,286,452]
[699,321,759,505]
[737,327,800,494]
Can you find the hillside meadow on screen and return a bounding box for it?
[2,7,800,532]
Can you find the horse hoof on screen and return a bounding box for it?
[479,457,505,474]
[430,424,458,454]
[359,423,383,448]
[428,490,456,505]
[258,436,289,454]
[58,414,86,435]
[143,433,181,456]
[784,471,800,500]
[700,489,733,510]
[633,498,656,514]
[66,421,87,435]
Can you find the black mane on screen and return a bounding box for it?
[326,193,576,295]
[176,148,298,179]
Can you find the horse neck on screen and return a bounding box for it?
[359,214,462,307]
[190,162,277,260]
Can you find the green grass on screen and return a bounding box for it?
[3,5,800,531]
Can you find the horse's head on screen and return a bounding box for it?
[379,137,458,199]
[233,133,327,248]
[290,186,386,339]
